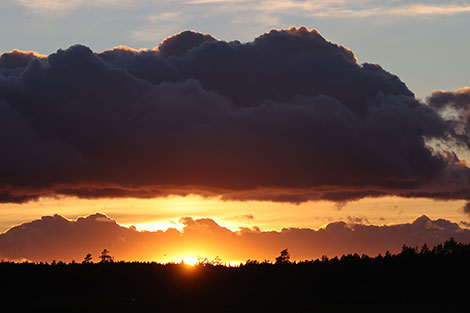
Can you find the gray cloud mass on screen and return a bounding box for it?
[0,27,468,203]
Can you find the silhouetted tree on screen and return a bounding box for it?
[275,249,291,264]
[211,256,223,266]
[443,237,458,254]
[197,256,210,265]
[400,244,417,256]
[244,259,259,265]
[99,249,114,263]
[420,243,430,255]
[82,253,92,264]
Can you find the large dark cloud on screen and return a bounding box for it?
[0,27,468,203]
[1,213,469,262]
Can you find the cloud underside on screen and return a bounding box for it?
[1,213,469,262]
[0,27,469,203]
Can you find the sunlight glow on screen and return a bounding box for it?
[0,195,468,236]
[180,256,198,266]
[1,49,47,58]
[101,45,150,54]
[123,220,186,232]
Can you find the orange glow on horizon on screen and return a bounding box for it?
[0,195,468,264]
[0,195,468,235]
[166,256,243,267]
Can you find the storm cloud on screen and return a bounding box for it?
[0,27,468,203]
[1,213,469,263]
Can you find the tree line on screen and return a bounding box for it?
[8,238,468,267]
[2,238,470,312]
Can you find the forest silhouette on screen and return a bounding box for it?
[2,239,470,312]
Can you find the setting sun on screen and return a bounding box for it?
[180,256,198,266]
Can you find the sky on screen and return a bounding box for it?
[1,0,470,99]
[2,213,470,263]
[0,0,469,263]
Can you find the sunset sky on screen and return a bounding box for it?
[0,0,469,263]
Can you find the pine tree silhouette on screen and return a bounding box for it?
[99,249,114,263]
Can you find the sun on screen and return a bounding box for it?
[181,256,198,266]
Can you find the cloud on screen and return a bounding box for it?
[347,215,370,224]
[0,27,469,203]
[302,3,470,18]
[462,202,470,217]
[225,214,255,222]
[427,87,470,149]
[187,0,470,18]
[14,0,470,19]
[389,4,470,17]
[132,12,189,43]
[0,49,46,68]
[461,220,470,227]
[1,213,470,262]
[13,0,133,11]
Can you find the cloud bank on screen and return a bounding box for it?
[14,0,470,18]
[1,213,470,262]
[0,27,468,203]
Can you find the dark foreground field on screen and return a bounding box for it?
[2,239,470,313]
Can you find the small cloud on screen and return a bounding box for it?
[146,12,183,23]
[459,201,470,227]
[462,202,470,217]
[460,221,470,228]
[14,0,133,11]
[257,1,470,18]
[225,214,254,222]
[132,12,186,43]
[347,215,370,225]
[335,202,347,210]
